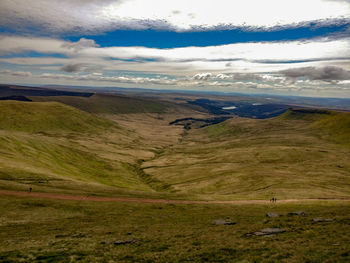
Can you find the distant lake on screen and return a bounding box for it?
[222,106,237,110]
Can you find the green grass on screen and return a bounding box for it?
[32,94,168,114]
[0,196,349,262]
[280,108,350,146]
[142,110,350,200]
[0,98,350,262]
[0,131,154,192]
[0,100,117,134]
[0,100,161,196]
[1,101,350,201]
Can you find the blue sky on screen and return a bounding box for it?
[66,24,349,48]
[0,0,350,97]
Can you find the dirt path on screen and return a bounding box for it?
[1,190,349,205]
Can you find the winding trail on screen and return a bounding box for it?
[1,190,350,205]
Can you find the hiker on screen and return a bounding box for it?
[29,187,32,192]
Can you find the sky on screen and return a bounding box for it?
[0,0,350,98]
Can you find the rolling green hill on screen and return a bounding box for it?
[0,100,117,134]
[1,99,349,201]
[280,108,350,146]
[0,100,157,195]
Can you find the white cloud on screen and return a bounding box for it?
[101,0,350,31]
[1,69,349,97]
[1,35,349,97]
[37,72,178,85]
[193,73,212,80]
[0,70,32,77]
[1,36,349,75]
[0,0,349,33]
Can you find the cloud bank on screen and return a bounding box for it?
[0,1,349,97]
[280,66,350,82]
[0,0,349,33]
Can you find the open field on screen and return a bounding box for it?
[0,196,350,262]
[0,87,350,261]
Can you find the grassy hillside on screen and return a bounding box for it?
[32,94,168,114]
[142,109,350,200]
[280,108,350,146]
[1,91,349,262]
[1,99,349,201]
[0,101,117,134]
[0,100,161,195]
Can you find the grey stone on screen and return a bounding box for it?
[260,228,286,234]
[288,211,307,216]
[253,231,270,236]
[212,219,236,225]
[266,212,278,218]
[313,218,333,222]
[247,228,285,236]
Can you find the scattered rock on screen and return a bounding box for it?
[266,212,278,218]
[113,239,137,245]
[212,219,236,225]
[247,228,285,236]
[313,218,333,222]
[288,211,307,216]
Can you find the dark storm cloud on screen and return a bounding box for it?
[61,64,84,72]
[280,66,350,82]
[60,63,103,73]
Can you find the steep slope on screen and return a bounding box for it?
[0,100,117,134]
[280,108,350,146]
[0,100,154,195]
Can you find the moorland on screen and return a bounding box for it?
[0,84,349,262]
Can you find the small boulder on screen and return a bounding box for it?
[266,212,278,218]
[255,228,285,236]
[288,211,307,216]
[260,228,285,234]
[313,218,333,223]
[248,228,285,236]
[212,219,236,225]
